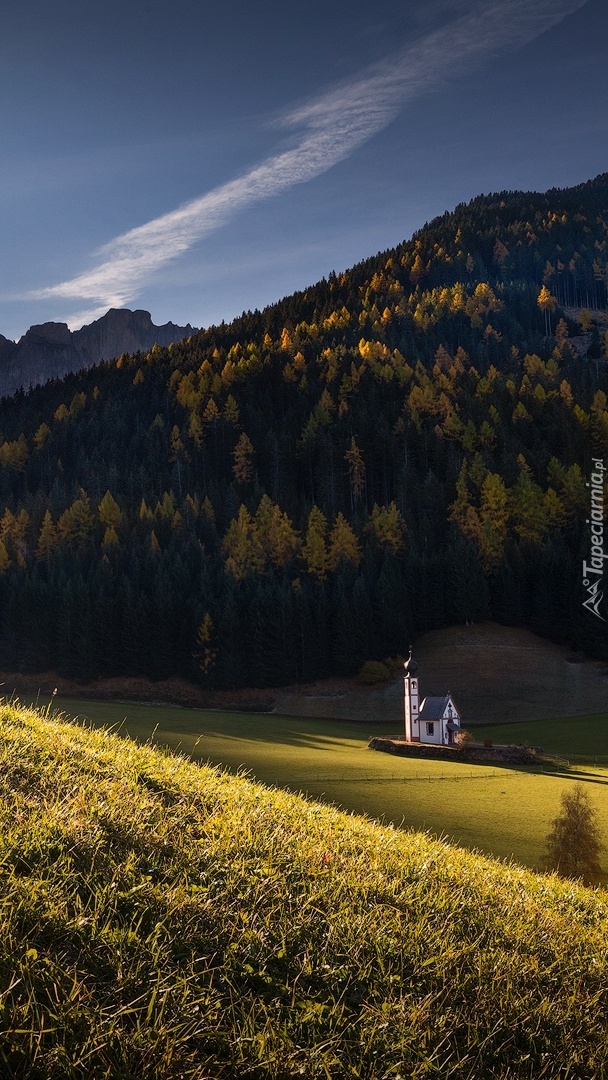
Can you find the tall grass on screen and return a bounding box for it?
[0,701,607,1077]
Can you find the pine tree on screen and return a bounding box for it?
[232,433,254,483]
[195,613,217,675]
[302,506,329,580]
[36,511,59,562]
[545,784,603,884]
[344,437,366,503]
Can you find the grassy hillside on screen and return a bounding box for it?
[2,701,608,1077]
[16,695,604,872]
[31,694,608,871]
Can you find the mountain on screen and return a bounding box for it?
[0,173,605,685]
[0,307,197,397]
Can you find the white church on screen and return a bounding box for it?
[403,647,462,746]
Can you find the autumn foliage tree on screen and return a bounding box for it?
[545,784,603,885]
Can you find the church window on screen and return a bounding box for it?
[426,722,435,736]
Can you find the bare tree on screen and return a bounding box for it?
[545,784,603,885]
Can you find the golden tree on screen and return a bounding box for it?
[222,506,264,581]
[98,491,123,531]
[364,502,406,553]
[33,423,50,450]
[545,784,603,885]
[302,506,329,580]
[57,492,94,550]
[328,513,362,570]
[36,511,59,562]
[478,473,509,570]
[537,285,557,335]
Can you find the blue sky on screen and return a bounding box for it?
[1,0,606,340]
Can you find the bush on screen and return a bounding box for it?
[456,729,473,748]
[357,660,391,685]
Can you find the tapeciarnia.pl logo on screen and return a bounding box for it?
[582,457,606,621]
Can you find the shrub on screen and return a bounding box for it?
[456,729,473,748]
[357,660,391,685]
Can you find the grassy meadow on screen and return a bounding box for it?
[24,694,608,872]
[2,700,608,1077]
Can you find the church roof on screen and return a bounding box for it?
[419,694,460,720]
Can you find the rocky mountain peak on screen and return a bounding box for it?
[0,308,197,398]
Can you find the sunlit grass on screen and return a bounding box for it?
[23,695,608,872]
[0,700,608,1076]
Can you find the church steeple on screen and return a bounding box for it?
[404,646,420,742]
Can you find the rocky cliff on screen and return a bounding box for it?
[0,308,197,397]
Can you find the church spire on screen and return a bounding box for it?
[403,646,420,742]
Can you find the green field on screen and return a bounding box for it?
[26,694,608,872]
[474,712,608,762]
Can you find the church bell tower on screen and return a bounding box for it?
[404,646,420,742]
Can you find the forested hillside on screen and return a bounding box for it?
[0,174,607,685]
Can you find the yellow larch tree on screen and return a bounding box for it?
[537,285,557,335]
[36,510,59,562]
[328,513,362,570]
[98,491,123,532]
[364,503,406,553]
[479,473,509,570]
[302,506,329,580]
[222,505,264,581]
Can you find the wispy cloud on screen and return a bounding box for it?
[29,0,587,328]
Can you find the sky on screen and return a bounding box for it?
[1,0,606,341]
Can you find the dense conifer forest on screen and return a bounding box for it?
[0,174,607,685]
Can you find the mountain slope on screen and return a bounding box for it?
[0,307,196,397]
[0,174,605,685]
[1,699,608,1078]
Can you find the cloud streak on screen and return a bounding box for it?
[29,0,588,328]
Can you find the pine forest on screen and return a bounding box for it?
[0,174,607,686]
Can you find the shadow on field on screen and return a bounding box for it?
[543,769,608,787]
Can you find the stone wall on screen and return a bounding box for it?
[368,737,542,766]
